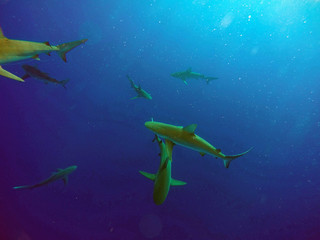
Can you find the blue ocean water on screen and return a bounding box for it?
[1,0,320,239]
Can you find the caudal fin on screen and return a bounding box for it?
[223,147,253,168]
[205,77,218,84]
[57,39,88,62]
[126,75,136,88]
[60,79,70,89]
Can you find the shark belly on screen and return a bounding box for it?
[158,134,225,159]
[0,39,57,64]
[153,163,171,205]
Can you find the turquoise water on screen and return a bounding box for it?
[1,0,320,239]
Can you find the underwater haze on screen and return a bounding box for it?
[1,0,320,239]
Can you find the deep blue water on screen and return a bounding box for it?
[1,0,320,239]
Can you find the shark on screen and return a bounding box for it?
[127,75,152,100]
[13,165,77,190]
[140,135,186,205]
[21,64,69,89]
[171,67,218,85]
[0,27,87,82]
[145,121,252,168]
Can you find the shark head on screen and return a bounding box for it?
[170,72,181,79]
[144,92,152,100]
[65,165,78,174]
[145,121,170,137]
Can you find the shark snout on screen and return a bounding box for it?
[145,121,153,130]
[68,165,78,172]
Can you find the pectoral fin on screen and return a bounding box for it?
[171,178,187,186]
[0,66,24,82]
[62,176,68,185]
[139,171,156,181]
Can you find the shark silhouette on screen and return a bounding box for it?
[0,27,87,82]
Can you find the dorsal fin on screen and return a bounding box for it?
[183,124,197,134]
[186,67,192,72]
[0,27,6,38]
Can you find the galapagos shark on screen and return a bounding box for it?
[140,135,186,205]
[127,75,152,100]
[13,165,77,190]
[0,27,87,82]
[145,121,252,168]
[21,64,69,89]
[171,68,218,85]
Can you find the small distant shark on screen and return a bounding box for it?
[140,135,186,205]
[145,120,252,168]
[22,64,69,89]
[127,75,152,100]
[13,165,77,190]
[0,27,87,82]
[171,68,218,85]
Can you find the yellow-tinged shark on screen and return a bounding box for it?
[127,75,152,100]
[171,67,218,85]
[0,27,87,82]
[140,135,186,205]
[145,121,252,168]
[13,165,77,190]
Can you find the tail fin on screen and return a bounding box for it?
[126,75,135,88]
[60,79,70,89]
[13,185,33,190]
[57,39,88,62]
[205,77,218,84]
[223,147,253,168]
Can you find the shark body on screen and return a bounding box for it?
[13,165,77,190]
[0,27,87,82]
[127,75,152,100]
[22,64,69,89]
[145,121,252,168]
[171,68,218,85]
[140,135,186,205]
